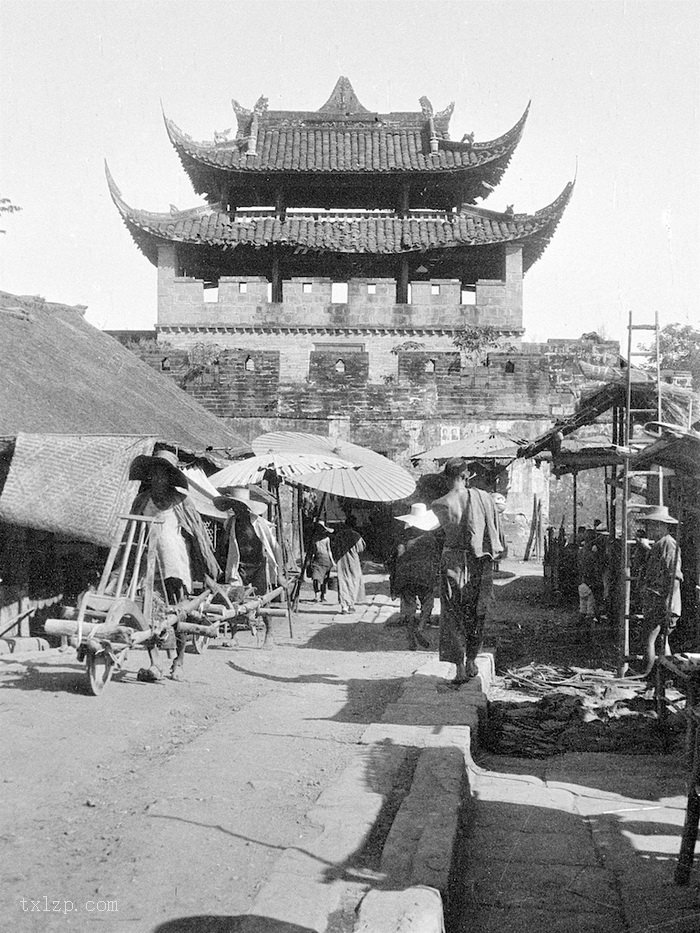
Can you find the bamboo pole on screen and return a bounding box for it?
[273,478,294,638]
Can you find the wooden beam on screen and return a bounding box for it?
[399,182,410,217]
[271,247,282,303]
[397,257,409,304]
[274,187,286,219]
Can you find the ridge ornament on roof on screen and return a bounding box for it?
[160,79,530,210]
[318,76,369,114]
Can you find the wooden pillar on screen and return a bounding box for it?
[396,257,409,304]
[274,187,286,219]
[271,247,282,303]
[399,182,410,217]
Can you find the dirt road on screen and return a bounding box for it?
[1,576,420,932]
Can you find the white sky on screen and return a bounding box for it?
[1,0,698,347]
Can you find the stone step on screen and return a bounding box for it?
[243,653,491,932]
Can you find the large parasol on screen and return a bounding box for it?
[253,431,415,502]
[209,451,353,488]
[413,431,522,463]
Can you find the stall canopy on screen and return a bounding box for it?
[518,366,693,461]
[533,433,623,475]
[412,431,522,463]
[629,424,700,477]
[0,291,250,457]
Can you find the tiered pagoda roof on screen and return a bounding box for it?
[164,77,530,210]
[109,78,573,285]
[106,165,572,283]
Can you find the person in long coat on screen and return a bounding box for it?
[331,516,366,614]
[309,521,336,602]
[214,486,282,596]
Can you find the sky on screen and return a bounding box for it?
[1,0,698,348]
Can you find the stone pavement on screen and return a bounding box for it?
[7,564,700,932]
[460,751,700,933]
[263,567,700,932]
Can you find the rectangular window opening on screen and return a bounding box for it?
[367,283,377,295]
[461,287,476,305]
[331,282,348,303]
[203,287,219,303]
[303,282,313,294]
[239,282,248,294]
[431,284,441,296]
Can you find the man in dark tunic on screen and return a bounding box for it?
[431,458,504,685]
[389,504,441,650]
[214,486,281,596]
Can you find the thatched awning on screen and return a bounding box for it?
[0,434,155,547]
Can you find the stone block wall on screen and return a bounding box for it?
[116,336,589,440]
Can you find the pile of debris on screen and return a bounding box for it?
[485,663,685,758]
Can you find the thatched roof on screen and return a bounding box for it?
[0,292,250,457]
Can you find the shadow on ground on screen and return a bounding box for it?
[454,753,700,933]
[153,917,313,932]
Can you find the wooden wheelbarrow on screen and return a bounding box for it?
[43,515,221,696]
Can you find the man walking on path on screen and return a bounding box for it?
[389,503,441,650]
[432,458,504,685]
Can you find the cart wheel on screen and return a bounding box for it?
[86,650,114,696]
[192,633,210,654]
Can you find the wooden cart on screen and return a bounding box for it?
[44,515,287,696]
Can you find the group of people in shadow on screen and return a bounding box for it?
[308,458,505,686]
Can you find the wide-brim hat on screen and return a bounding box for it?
[129,448,189,496]
[214,485,267,516]
[442,457,476,481]
[395,503,440,531]
[642,505,678,525]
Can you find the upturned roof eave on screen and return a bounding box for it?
[106,164,573,263]
[162,103,530,177]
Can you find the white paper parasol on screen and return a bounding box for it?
[254,431,399,470]
[292,465,415,502]
[413,431,521,462]
[209,452,353,488]
[253,431,415,502]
